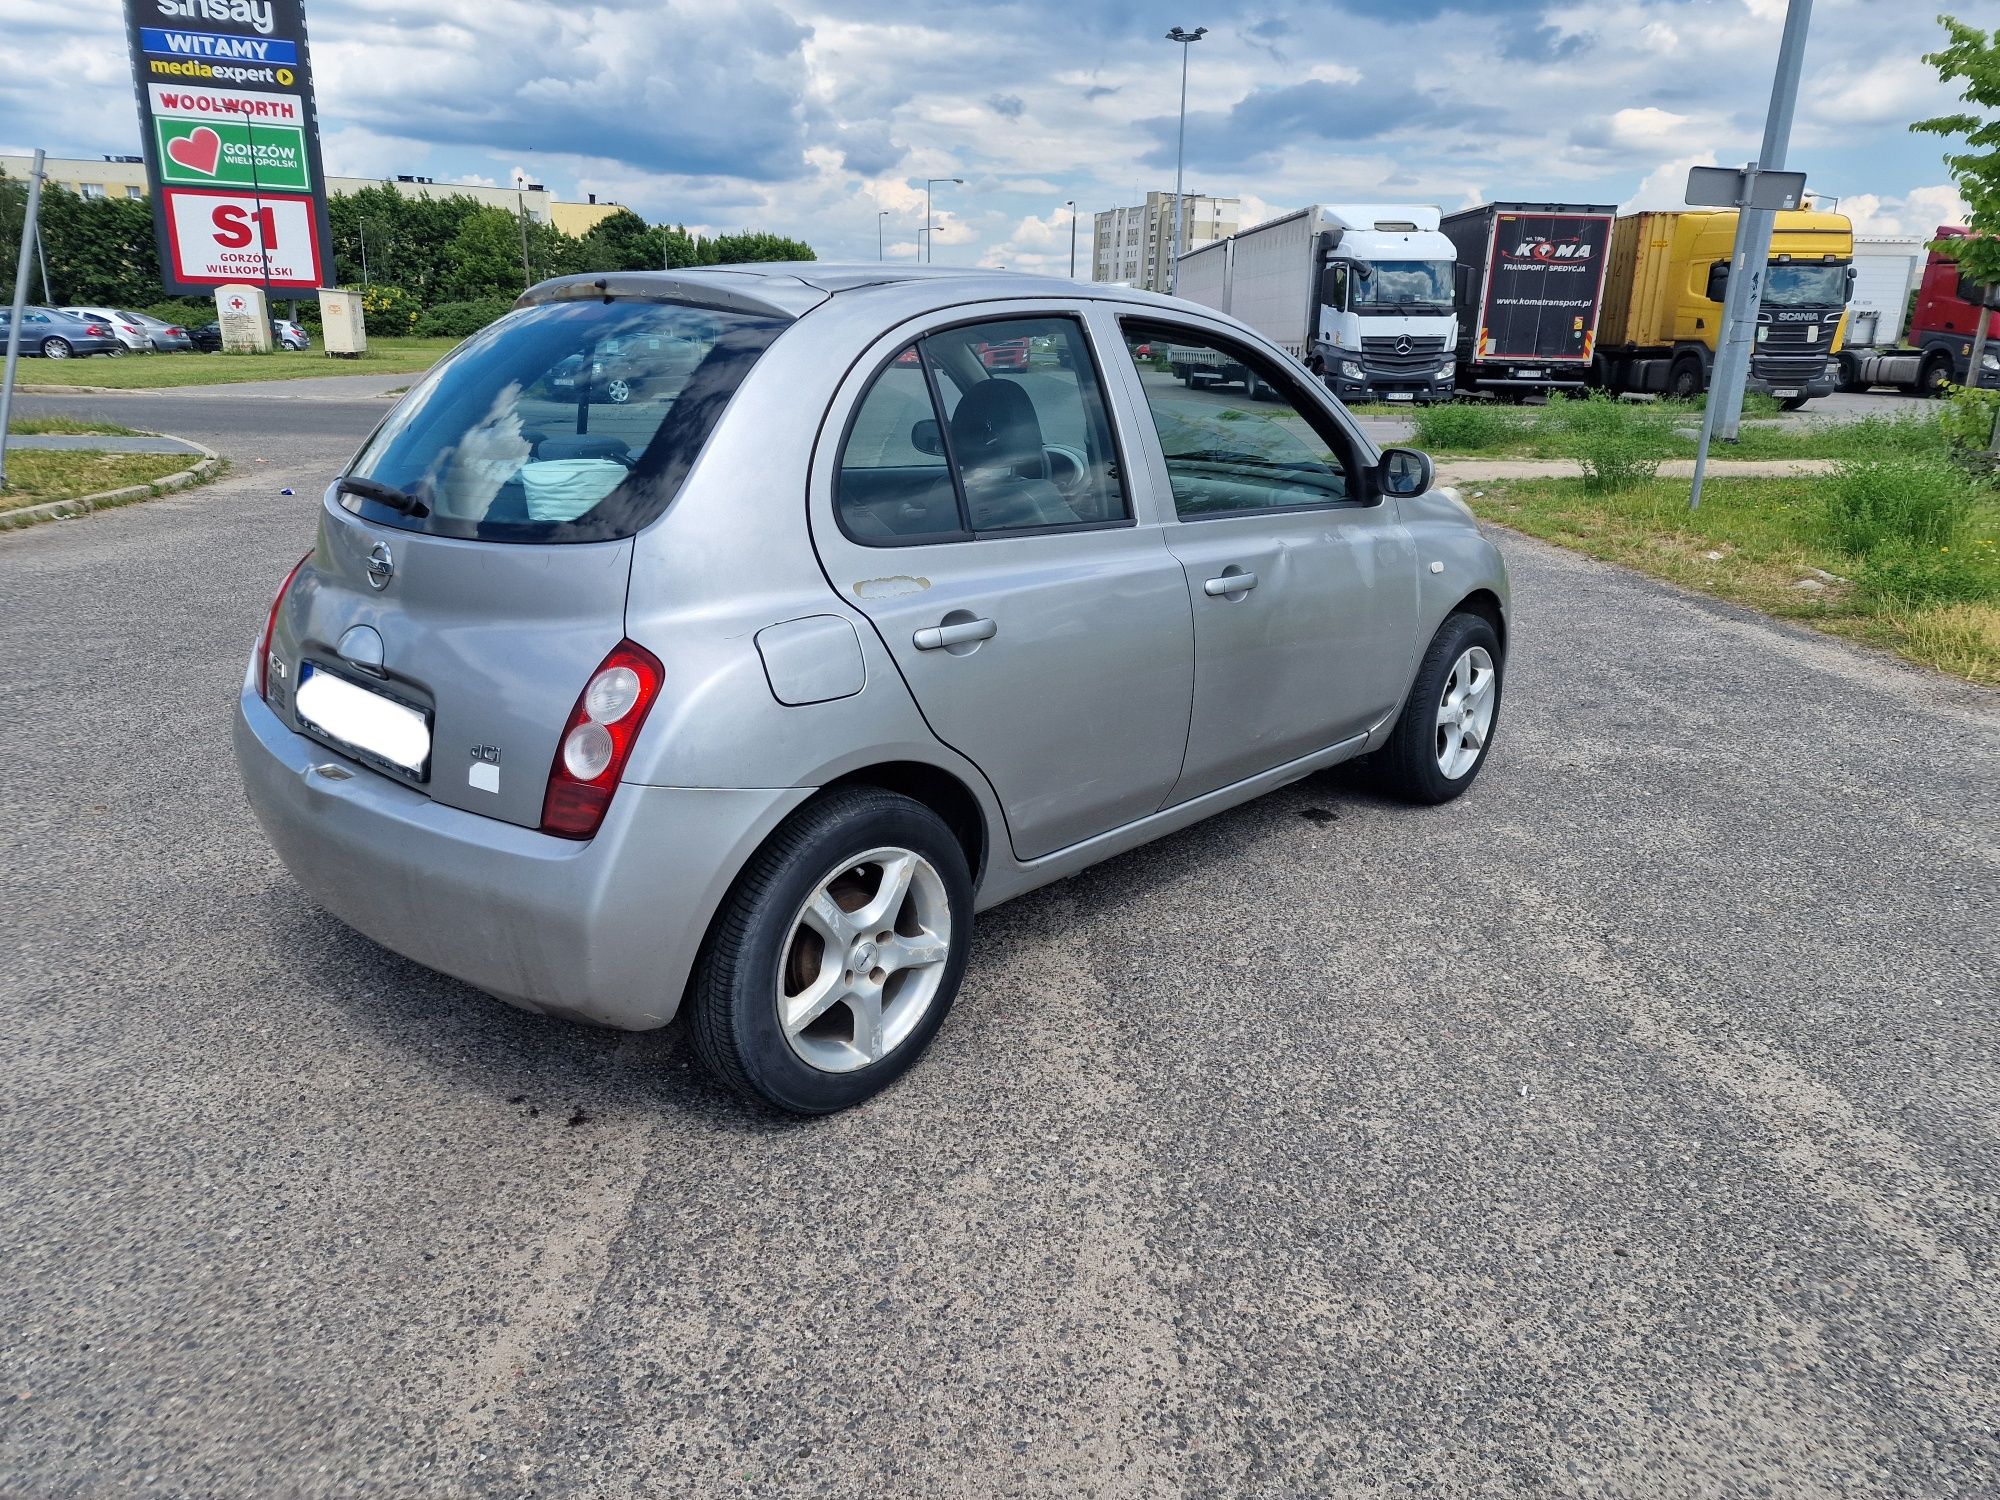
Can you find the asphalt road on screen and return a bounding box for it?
[4,388,1997,1499]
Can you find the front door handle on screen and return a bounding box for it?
[913,617,997,651]
[1204,571,1258,596]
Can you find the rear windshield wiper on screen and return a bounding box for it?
[336,474,429,518]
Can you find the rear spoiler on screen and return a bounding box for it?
[518,271,828,321]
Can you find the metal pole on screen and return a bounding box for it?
[1067,201,1077,278]
[926,182,933,264]
[1690,165,1769,511]
[518,191,532,289]
[33,219,51,304]
[1,150,48,493]
[877,211,886,261]
[1167,42,1189,294]
[359,221,369,288]
[1969,302,1992,393]
[1709,0,1813,445]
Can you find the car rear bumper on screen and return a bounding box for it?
[234,674,811,1030]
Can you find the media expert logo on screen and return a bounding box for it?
[148,58,295,86]
[1505,239,1595,262]
[151,0,277,35]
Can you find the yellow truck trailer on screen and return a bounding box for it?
[1596,210,1853,409]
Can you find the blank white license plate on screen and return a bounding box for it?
[1774,388,1800,398]
[1387,392,1414,402]
[296,662,431,774]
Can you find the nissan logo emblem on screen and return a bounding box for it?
[365,541,394,590]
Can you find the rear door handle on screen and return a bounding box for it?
[913,617,997,650]
[1204,571,1258,596]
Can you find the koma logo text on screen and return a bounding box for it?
[1511,240,1594,260]
[155,0,277,35]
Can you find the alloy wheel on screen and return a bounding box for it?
[776,847,952,1074]
[42,338,71,359]
[606,378,632,404]
[1435,646,1497,780]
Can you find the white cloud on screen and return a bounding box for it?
[1623,152,1721,213]
[1842,184,1968,239]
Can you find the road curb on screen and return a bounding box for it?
[0,438,222,531]
[16,384,124,395]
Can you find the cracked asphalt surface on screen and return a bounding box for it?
[3,388,1996,1498]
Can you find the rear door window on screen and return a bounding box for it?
[342,299,788,543]
[836,316,1128,543]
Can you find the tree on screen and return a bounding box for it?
[1914,14,2000,383]
[707,231,816,264]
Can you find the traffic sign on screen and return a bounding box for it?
[1685,165,1809,212]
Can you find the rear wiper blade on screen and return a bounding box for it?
[336,474,429,518]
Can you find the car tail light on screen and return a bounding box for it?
[166,326,184,336]
[85,324,109,335]
[540,641,664,840]
[257,552,311,700]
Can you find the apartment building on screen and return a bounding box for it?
[1090,191,1240,292]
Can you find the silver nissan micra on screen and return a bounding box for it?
[235,265,1509,1113]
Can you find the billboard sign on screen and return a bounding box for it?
[123,0,334,294]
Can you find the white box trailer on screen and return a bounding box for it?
[1847,235,1924,348]
[1173,204,1459,403]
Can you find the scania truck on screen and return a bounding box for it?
[1441,202,1616,397]
[1835,228,2000,394]
[1595,209,1852,409]
[1173,204,1458,403]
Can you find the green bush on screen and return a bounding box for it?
[1936,385,2000,477]
[1410,401,1519,452]
[411,297,516,339]
[1855,537,1998,608]
[1576,429,1663,492]
[1820,458,1970,555]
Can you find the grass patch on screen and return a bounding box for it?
[8,416,141,436]
[14,338,457,390]
[1466,472,2000,684]
[0,450,199,511]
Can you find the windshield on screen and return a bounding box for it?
[343,298,788,543]
[1762,263,1848,307]
[1350,260,1454,314]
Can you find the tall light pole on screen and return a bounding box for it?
[877,210,889,261]
[358,219,371,289]
[1164,25,1206,295]
[1066,200,1078,278]
[925,177,963,264]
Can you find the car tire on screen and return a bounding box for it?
[1376,611,1504,805]
[1668,356,1703,400]
[1919,352,1952,397]
[688,787,974,1114]
[606,377,632,404]
[104,345,125,358]
[41,337,72,360]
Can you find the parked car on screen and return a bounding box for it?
[62,307,152,353]
[189,320,307,353]
[127,311,195,353]
[975,336,1031,371]
[0,307,123,359]
[236,266,1510,1114]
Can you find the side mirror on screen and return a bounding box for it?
[1377,447,1434,498]
[1706,263,1729,303]
[910,417,945,457]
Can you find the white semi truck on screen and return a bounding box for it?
[1173,204,1459,403]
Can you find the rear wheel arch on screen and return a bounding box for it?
[820,761,989,888]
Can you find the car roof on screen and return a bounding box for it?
[522,263,1191,322]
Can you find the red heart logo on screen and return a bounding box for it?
[167,126,221,176]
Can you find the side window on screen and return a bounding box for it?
[835,347,965,542]
[836,315,1130,544]
[1324,263,1349,310]
[1121,321,1355,517]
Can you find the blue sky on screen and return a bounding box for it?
[2,0,1991,269]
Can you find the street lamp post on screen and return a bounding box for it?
[877,210,889,261]
[925,177,964,264]
[1164,25,1207,295]
[1066,200,1078,278]
[357,219,371,289]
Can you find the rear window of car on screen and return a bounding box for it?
[340,298,788,543]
